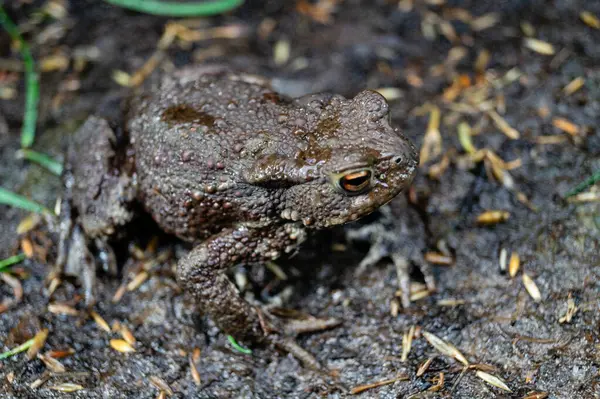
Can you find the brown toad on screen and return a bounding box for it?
[56,67,418,365]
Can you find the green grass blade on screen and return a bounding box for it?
[0,253,26,273]
[0,338,35,360]
[0,187,51,214]
[104,0,244,16]
[565,169,600,198]
[17,149,63,176]
[227,335,252,354]
[0,6,39,149]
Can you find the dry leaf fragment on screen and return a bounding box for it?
[422,331,469,365]
[49,383,85,392]
[91,311,111,333]
[524,38,555,55]
[110,339,136,353]
[580,11,600,29]
[475,370,512,392]
[27,329,49,360]
[508,252,520,278]
[522,273,542,302]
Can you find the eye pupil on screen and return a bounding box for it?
[339,170,372,194]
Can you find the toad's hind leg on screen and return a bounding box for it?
[53,116,136,304]
[177,223,335,369]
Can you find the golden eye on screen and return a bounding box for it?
[337,170,372,194]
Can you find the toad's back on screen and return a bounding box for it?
[127,73,292,242]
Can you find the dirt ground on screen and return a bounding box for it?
[1,0,599,398]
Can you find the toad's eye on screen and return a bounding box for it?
[336,169,372,195]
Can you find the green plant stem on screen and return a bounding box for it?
[0,187,51,214]
[0,338,35,360]
[565,169,600,198]
[104,0,244,17]
[0,253,26,273]
[227,335,252,354]
[17,149,63,176]
[0,6,39,148]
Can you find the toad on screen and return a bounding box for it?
[55,67,418,366]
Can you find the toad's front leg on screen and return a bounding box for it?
[176,223,336,369]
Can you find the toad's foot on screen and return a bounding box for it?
[177,223,339,370]
[346,203,436,308]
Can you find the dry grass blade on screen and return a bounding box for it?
[475,370,512,392]
[127,271,149,291]
[522,392,549,399]
[470,13,499,31]
[91,311,111,333]
[422,331,469,365]
[150,376,174,396]
[110,339,136,353]
[580,11,600,29]
[49,383,85,392]
[563,77,585,95]
[552,117,579,136]
[508,252,520,278]
[458,122,476,154]
[401,325,415,362]
[48,303,79,316]
[524,38,555,55]
[424,252,453,265]
[476,210,510,225]
[189,355,201,386]
[38,353,66,373]
[487,110,520,139]
[522,273,542,302]
[375,87,403,101]
[20,238,34,258]
[499,248,508,272]
[26,328,49,360]
[437,298,465,306]
[559,293,577,324]
[121,325,137,346]
[350,374,409,395]
[416,356,435,377]
[16,213,42,234]
[47,348,75,358]
[420,106,442,164]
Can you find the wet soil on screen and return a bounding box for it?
[1,0,599,398]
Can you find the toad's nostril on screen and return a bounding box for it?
[393,156,403,164]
